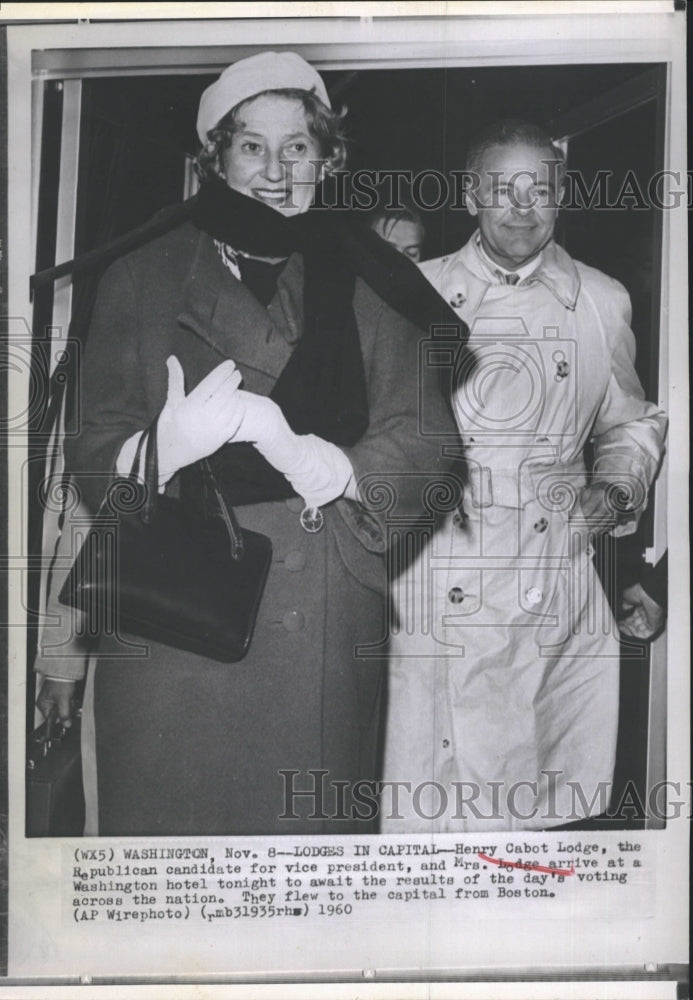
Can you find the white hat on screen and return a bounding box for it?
[197,51,330,144]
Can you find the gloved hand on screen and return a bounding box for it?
[157,356,244,483]
[228,390,354,510]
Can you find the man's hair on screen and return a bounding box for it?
[465,118,565,182]
[195,87,347,184]
[368,202,425,237]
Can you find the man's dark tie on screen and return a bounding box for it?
[496,270,520,285]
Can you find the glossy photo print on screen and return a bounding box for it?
[1,4,688,996]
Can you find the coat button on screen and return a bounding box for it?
[284,551,306,572]
[534,517,548,533]
[525,587,543,605]
[442,739,450,748]
[282,611,305,632]
[448,587,465,604]
[286,497,304,513]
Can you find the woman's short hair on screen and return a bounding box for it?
[195,88,347,184]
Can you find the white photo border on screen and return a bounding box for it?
[2,2,689,993]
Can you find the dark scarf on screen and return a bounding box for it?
[194,179,369,447]
[189,179,465,506]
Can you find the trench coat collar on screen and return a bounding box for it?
[435,235,581,315]
[176,230,303,380]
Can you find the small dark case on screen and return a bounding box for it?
[26,712,85,837]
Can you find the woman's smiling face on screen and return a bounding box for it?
[221,93,323,217]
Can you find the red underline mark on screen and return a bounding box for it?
[478,852,575,876]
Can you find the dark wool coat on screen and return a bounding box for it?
[66,222,455,836]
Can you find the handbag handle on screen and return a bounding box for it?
[132,418,245,561]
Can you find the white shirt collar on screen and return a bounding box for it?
[475,233,542,283]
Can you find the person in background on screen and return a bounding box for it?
[368,202,426,262]
[382,119,667,833]
[35,51,457,836]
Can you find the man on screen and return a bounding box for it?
[368,203,427,262]
[382,120,667,832]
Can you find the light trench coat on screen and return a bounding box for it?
[382,236,667,833]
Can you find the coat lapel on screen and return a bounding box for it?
[176,232,302,384]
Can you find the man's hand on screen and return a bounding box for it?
[36,678,77,735]
[618,582,665,641]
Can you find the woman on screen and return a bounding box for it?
[37,51,459,836]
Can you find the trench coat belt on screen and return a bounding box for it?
[467,458,587,510]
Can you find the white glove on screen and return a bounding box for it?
[228,390,354,509]
[116,357,354,507]
[156,355,244,483]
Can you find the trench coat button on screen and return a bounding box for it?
[534,517,548,533]
[442,738,450,748]
[286,497,304,513]
[448,587,465,604]
[282,611,305,632]
[284,550,306,572]
[525,587,543,605]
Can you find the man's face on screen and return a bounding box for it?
[465,142,563,270]
[371,217,425,262]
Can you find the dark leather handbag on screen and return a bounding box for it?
[59,420,272,662]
